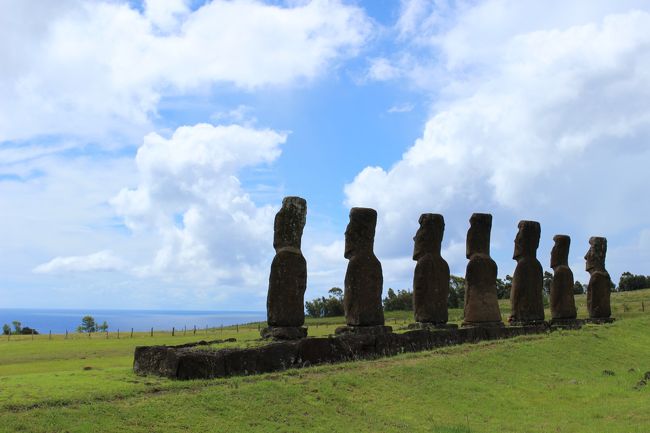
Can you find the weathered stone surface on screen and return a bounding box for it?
[266,196,307,333]
[509,220,545,325]
[550,235,577,320]
[412,213,450,324]
[260,326,307,340]
[334,325,393,336]
[343,207,384,326]
[134,325,550,380]
[549,318,584,330]
[463,213,503,327]
[585,237,612,319]
[407,322,458,330]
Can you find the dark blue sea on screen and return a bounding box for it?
[0,309,266,334]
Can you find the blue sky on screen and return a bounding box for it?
[2,0,650,310]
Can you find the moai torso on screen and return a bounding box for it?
[343,207,384,326]
[412,214,450,324]
[463,213,502,325]
[509,221,545,324]
[266,197,307,327]
[550,235,577,320]
[585,237,611,319]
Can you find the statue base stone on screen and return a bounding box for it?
[461,321,504,328]
[584,317,616,325]
[508,319,547,327]
[407,322,458,331]
[260,326,307,340]
[549,319,584,330]
[334,325,393,336]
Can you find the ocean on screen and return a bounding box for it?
[0,309,266,334]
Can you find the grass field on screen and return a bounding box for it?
[1,290,649,432]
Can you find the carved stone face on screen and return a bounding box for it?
[273,196,307,251]
[585,236,607,273]
[344,207,377,259]
[413,213,444,260]
[550,235,570,268]
[513,220,540,260]
[466,213,491,258]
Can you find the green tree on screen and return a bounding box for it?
[97,321,109,332]
[2,324,10,335]
[383,288,413,311]
[12,321,22,334]
[305,288,344,318]
[496,275,512,299]
[77,315,97,333]
[448,275,466,308]
[573,280,585,295]
[543,271,553,295]
[617,272,650,292]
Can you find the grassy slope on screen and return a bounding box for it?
[0,290,649,433]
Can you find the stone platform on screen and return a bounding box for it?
[134,324,548,380]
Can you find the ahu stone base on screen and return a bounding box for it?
[334,325,393,336]
[260,326,308,340]
[134,324,548,380]
[407,322,458,330]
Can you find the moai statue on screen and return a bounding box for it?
[585,237,613,321]
[509,221,545,325]
[335,207,392,336]
[462,213,503,327]
[411,213,455,329]
[261,196,308,340]
[549,235,578,323]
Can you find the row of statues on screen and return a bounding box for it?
[262,196,613,339]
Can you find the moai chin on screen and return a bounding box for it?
[336,207,392,336]
[411,214,452,327]
[550,235,577,322]
[262,196,308,340]
[585,237,612,320]
[509,220,545,325]
[462,213,503,327]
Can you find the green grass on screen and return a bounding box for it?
[1,290,649,432]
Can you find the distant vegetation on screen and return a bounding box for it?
[306,272,595,317]
[77,316,109,333]
[2,321,38,335]
[618,272,650,292]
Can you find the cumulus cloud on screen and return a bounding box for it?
[347,0,650,284]
[0,0,371,142]
[111,123,286,290]
[34,250,126,274]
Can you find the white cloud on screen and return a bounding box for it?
[346,1,650,286]
[387,103,414,113]
[33,250,126,274]
[0,0,371,143]
[111,123,286,290]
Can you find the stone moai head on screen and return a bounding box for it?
[550,235,570,269]
[585,236,607,273]
[413,213,444,260]
[344,207,377,259]
[273,196,307,251]
[466,213,492,259]
[513,220,541,260]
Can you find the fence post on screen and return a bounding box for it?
[643,301,645,312]
[193,325,196,335]
[65,330,68,340]
[131,328,134,338]
[183,326,186,336]
[117,329,120,339]
[105,331,108,339]
[220,324,223,334]
[205,324,208,335]
[172,327,175,337]
[151,327,153,337]
[32,328,34,340]
[49,330,51,340]
[236,324,238,333]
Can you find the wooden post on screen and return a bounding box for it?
[49,330,51,340]
[172,327,175,337]
[183,326,186,336]
[220,324,223,334]
[643,301,645,312]
[32,328,34,340]
[205,324,208,335]
[131,328,134,338]
[236,324,238,333]
[65,330,68,340]
[150,327,153,337]
[105,331,108,339]
[193,325,196,335]
[117,329,120,339]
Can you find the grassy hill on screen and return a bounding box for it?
[1,289,649,432]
